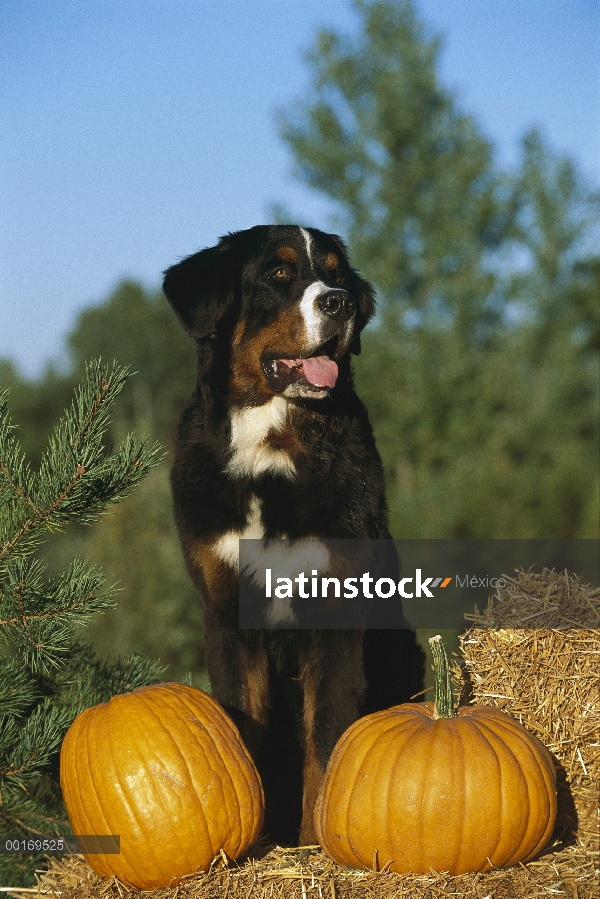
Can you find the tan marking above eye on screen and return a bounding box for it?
[276,246,298,263]
[325,253,340,269]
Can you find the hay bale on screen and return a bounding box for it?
[35,842,599,899]
[459,568,600,855]
[30,569,600,899]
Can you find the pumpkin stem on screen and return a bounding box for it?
[429,635,457,719]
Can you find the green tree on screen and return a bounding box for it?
[279,0,599,539]
[66,281,196,445]
[1,283,205,682]
[0,361,164,885]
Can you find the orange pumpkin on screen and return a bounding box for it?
[60,683,264,889]
[315,636,556,875]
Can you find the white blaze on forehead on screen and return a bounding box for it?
[300,227,314,270]
[299,226,327,344]
[298,227,355,350]
[299,280,330,346]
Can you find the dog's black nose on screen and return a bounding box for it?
[317,290,356,323]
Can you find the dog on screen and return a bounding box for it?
[163,225,421,845]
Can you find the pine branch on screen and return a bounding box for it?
[1,557,115,673]
[0,391,37,546]
[57,643,166,710]
[0,699,73,791]
[0,360,164,567]
[0,660,37,716]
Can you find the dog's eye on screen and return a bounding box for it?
[334,271,344,285]
[272,268,290,280]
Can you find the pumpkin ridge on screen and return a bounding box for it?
[168,689,249,861]
[175,694,245,855]
[416,717,467,873]
[449,718,469,874]
[87,706,131,879]
[170,686,263,858]
[407,715,440,872]
[494,716,555,864]
[400,714,442,870]
[173,694,256,855]
[469,714,550,867]
[343,784,361,869]
[81,711,108,831]
[322,716,396,867]
[471,716,530,868]
[63,711,109,872]
[327,709,415,777]
[342,724,385,868]
[69,711,95,833]
[348,712,438,870]
[320,712,435,870]
[96,703,142,879]
[476,710,555,783]
[91,703,144,883]
[110,698,166,879]
[113,690,178,879]
[112,694,195,882]
[118,690,219,882]
[139,691,225,864]
[457,715,506,871]
[370,714,422,868]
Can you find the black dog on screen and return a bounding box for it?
[163,225,421,844]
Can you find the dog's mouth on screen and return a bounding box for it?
[262,337,340,393]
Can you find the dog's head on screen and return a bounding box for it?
[163,225,375,403]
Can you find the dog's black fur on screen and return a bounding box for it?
[163,225,422,844]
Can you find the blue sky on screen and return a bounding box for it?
[1,0,598,377]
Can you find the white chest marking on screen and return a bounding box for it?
[240,536,331,628]
[225,396,296,480]
[262,539,330,627]
[212,495,264,570]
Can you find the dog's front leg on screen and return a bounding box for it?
[202,604,270,753]
[298,659,323,846]
[298,631,366,844]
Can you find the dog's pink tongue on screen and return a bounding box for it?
[283,356,338,388]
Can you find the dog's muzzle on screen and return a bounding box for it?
[317,290,356,324]
[261,288,357,397]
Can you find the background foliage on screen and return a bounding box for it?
[1,0,598,683]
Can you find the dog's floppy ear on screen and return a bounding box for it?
[328,233,376,356]
[163,232,248,339]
